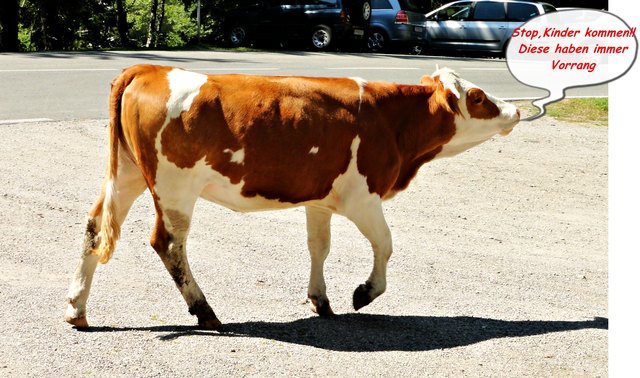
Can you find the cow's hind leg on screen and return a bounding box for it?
[305,206,334,316]
[65,148,147,327]
[150,192,221,330]
[344,198,393,311]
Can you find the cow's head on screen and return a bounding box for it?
[421,68,520,157]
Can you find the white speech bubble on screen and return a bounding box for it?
[506,9,638,121]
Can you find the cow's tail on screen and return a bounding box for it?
[94,69,134,264]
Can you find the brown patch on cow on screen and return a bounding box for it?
[356,81,457,196]
[466,87,500,119]
[118,65,173,190]
[168,259,189,287]
[150,200,170,255]
[83,217,98,252]
[165,209,191,235]
[161,75,361,204]
[149,206,190,287]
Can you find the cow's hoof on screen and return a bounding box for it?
[65,315,89,328]
[309,296,335,316]
[65,301,89,328]
[198,316,223,331]
[353,283,374,311]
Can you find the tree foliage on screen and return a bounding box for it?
[0,0,229,51]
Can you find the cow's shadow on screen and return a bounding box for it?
[82,314,608,352]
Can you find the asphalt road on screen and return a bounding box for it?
[0,50,607,121]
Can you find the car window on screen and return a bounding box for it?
[399,0,430,13]
[506,3,539,21]
[542,3,557,13]
[372,0,393,9]
[300,0,339,5]
[472,2,506,21]
[432,2,472,21]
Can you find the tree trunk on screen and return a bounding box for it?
[146,0,159,48]
[156,0,165,46]
[0,0,20,51]
[37,0,66,50]
[115,0,130,47]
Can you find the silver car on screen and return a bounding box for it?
[367,0,429,53]
[424,0,556,55]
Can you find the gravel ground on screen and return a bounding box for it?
[0,116,607,377]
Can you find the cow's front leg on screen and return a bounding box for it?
[345,198,393,311]
[305,206,334,316]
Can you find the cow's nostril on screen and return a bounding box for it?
[516,108,521,119]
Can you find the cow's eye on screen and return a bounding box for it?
[473,92,484,105]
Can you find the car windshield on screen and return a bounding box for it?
[399,0,430,13]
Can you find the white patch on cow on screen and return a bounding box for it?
[166,68,208,119]
[322,136,381,215]
[309,146,319,155]
[224,148,245,164]
[349,77,367,112]
[432,67,460,99]
[153,68,210,228]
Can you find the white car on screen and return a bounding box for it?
[424,0,557,55]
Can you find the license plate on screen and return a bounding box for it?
[353,29,365,36]
[414,26,423,32]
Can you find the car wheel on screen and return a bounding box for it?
[311,25,332,50]
[228,25,248,47]
[409,45,423,55]
[367,31,386,53]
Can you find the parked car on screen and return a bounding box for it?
[423,0,557,55]
[225,0,372,51]
[367,0,429,54]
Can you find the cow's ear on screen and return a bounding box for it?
[420,75,435,86]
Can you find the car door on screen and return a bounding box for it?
[505,2,541,47]
[425,1,472,50]
[461,1,508,52]
[263,0,305,40]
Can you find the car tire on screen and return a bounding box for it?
[409,45,423,55]
[310,25,332,50]
[227,25,249,47]
[367,30,386,53]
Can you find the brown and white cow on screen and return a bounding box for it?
[65,64,519,329]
